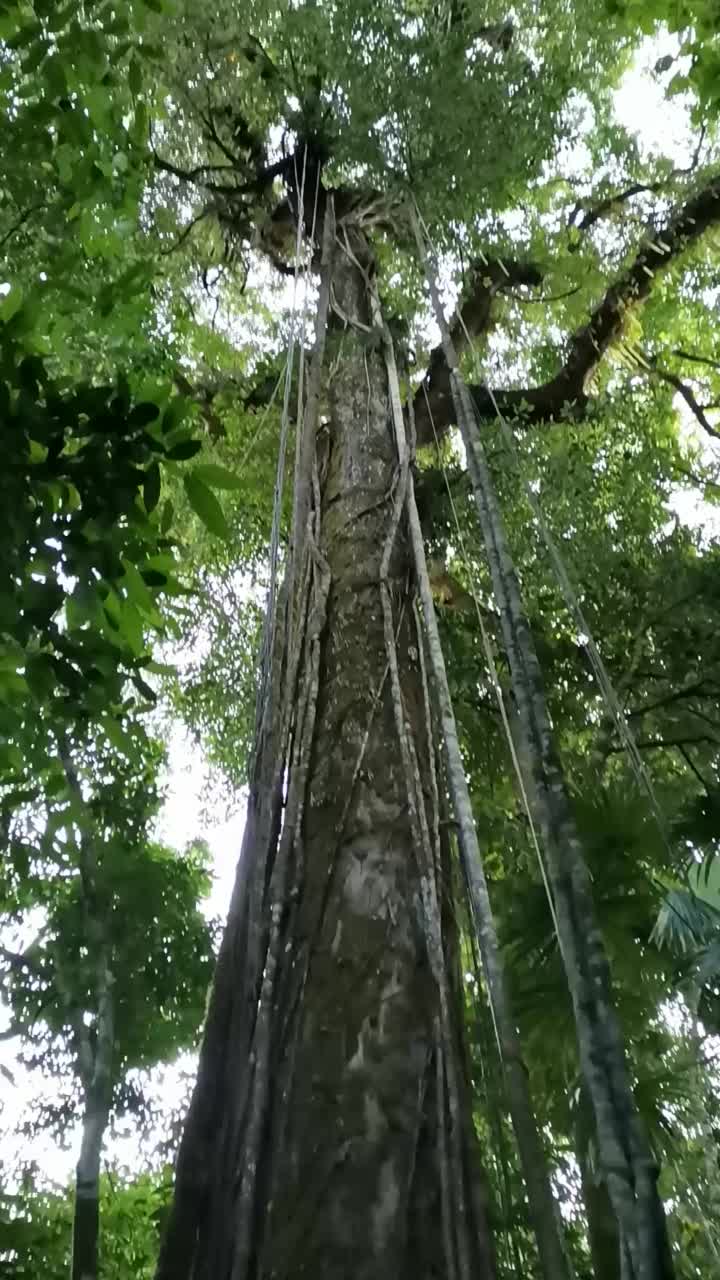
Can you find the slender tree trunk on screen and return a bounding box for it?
[576,1084,621,1280]
[157,216,496,1280]
[71,1093,109,1280]
[57,745,115,1280]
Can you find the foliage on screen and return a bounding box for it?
[0,1166,172,1278]
[1,0,720,1276]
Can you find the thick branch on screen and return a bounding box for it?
[569,180,662,235]
[417,173,720,444]
[413,257,544,442]
[672,348,720,373]
[153,150,292,200]
[568,130,706,239]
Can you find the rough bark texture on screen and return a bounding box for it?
[157,218,495,1280]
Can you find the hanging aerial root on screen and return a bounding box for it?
[376,318,574,1280]
[413,601,442,878]
[410,200,674,1280]
[288,194,335,617]
[232,535,330,1280]
[435,1016,460,1280]
[226,196,337,1280]
[374,293,477,1280]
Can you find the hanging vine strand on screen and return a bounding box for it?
[380,309,574,1280]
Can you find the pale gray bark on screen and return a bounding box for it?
[57,742,115,1280]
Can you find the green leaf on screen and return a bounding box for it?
[162,399,187,434]
[116,601,145,656]
[159,500,174,535]
[121,557,155,610]
[42,53,68,99]
[101,713,136,758]
[132,673,156,703]
[144,660,177,677]
[25,653,57,701]
[167,439,202,461]
[131,100,149,145]
[0,288,24,323]
[129,402,161,427]
[128,55,142,97]
[183,472,230,540]
[28,439,48,463]
[143,462,161,514]
[0,742,23,775]
[192,463,244,490]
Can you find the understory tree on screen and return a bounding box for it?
[0,322,216,1276]
[2,1,720,1278]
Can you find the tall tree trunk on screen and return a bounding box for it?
[71,1090,110,1280]
[157,216,496,1280]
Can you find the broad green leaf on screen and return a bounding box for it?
[192,463,244,491]
[167,438,202,461]
[120,557,163,629]
[143,462,162,513]
[128,56,142,97]
[101,713,136,757]
[0,288,24,323]
[183,472,230,540]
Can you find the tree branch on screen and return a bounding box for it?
[0,944,29,972]
[153,152,245,194]
[568,180,663,236]
[672,348,720,373]
[568,130,707,240]
[0,202,45,249]
[605,734,720,755]
[646,361,720,440]
[153,149,292,200]
[412,256,544,441]
[415,172,720,444]
[159,209,210,257]
[626,680,720,721]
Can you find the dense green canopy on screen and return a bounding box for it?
[1,1,720,1277]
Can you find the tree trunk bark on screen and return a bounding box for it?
[71,1096,109,1280]
[157,218,496,1280]
[576,1084,621,1280]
